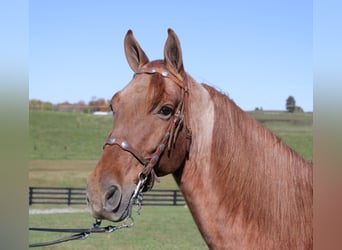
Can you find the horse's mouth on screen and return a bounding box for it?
[87,186,136,223]
[105,192,135,222]
[113,196,134,222]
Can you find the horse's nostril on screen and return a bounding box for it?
[103,185,122,212]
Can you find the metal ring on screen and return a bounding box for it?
[138,172,147,181]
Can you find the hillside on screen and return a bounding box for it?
[29,110,312,161]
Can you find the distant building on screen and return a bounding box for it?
[93,111,111,115]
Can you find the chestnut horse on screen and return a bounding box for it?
[87,29,313,249]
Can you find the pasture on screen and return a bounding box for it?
[29,207,207,249]
[29,110,312,249]
[29,110,312,162]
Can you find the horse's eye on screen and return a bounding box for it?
[158,106,173,118]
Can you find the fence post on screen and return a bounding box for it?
[29,187,33,205]
[173,190,177,206]
[67,188,72,206]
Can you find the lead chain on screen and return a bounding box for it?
[131,174,147,214]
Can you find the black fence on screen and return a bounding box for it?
[29,187,185,206]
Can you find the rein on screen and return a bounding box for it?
[29,219,132,248]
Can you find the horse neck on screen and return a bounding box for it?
[173,81,313,249]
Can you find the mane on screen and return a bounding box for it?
[201,83,313,248]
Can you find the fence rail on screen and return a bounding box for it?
[29,187,185,206]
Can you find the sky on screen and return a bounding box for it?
[29,0,313,111]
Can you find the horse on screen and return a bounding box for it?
[86,29,313,249]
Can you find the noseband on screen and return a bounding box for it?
[103,62,191,191]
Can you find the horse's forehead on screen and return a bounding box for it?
[112,75,149,104]
[114,73,180,106]
[124,75,150,95]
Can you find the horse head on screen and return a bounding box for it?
[86,29,191,222]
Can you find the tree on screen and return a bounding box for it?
[96,98,108,112]
[286,96,296,112]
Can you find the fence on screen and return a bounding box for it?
[29,187,185,206]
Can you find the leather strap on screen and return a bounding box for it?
[136,61,191,154]
[103,137,147,166]
[136,60,187,91]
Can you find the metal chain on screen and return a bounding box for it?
[131,173,147,214]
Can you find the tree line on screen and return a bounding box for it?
[29,97,111,113]
[29,96,304,113]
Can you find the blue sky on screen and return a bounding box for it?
[29,0,312,111]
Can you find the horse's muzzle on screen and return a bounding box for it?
[86,180,135,222]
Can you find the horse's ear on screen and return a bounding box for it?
[164,29,185,79]
[124,30,149,73]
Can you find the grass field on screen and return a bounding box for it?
[29,160,179,189]
[29,110,312,188]
[29,207,207,250]
[29,111,112,160]
[29,110,312,249]
[29,110,312,162]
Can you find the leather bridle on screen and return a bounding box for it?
[103,61,192,191]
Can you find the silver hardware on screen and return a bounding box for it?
[121,141,129,149]
[151,155,159,163]
[105,226,115,233]
[150,67,156,73]
[159,144,165,152]
[161,69,169,77]
[131,175,146,214]
[81,232,89,239]
[107,137,116,144]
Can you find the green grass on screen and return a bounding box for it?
[29,207,207,250]
[30,111,112,160]
[29,160,179,189]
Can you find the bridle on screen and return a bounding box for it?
[29,61,192,248]
[103,61,192,191]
